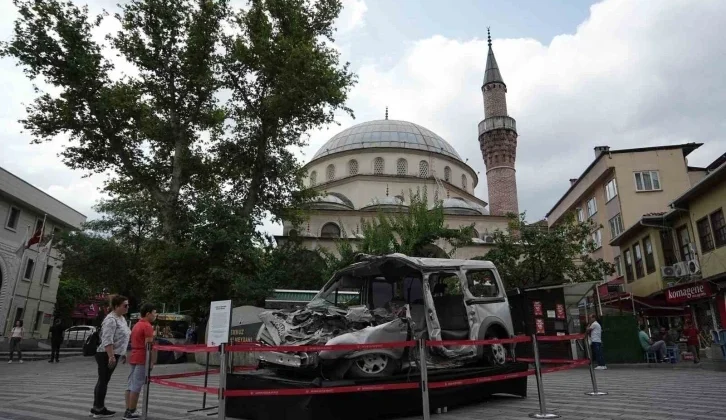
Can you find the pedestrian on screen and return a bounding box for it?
[49,318,64,363]
[586,314,607,370]
[123,303,157,420]
[638,324,668,362]
[90,295,130,419]
[682,320,701,364]
[8,320,24,364]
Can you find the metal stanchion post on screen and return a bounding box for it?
[583,338,608,396]
[217,344,227,420]
[142,341,152,420]
[529,334,560,419]
[418,338,430,420]
[203,351,210,409]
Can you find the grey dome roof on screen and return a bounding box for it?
[307,193,354,210]
[361,196,408,211]
[432,197,489,215]
[312,120,462,161]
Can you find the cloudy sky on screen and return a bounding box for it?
[2,0,725,235]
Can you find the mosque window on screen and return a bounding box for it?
[419,161,429,178]
[320,222,341,238]
[374,157,385,174]
[326,164,336,181]
[461,174,467,190]
[444,166,451,182]
[310,171,317,186]
[348,159,359,175]
[397,158,408,175]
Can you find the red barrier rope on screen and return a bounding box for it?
[227,340,417,353]
[536,334,586,342]
[151,370,220,380]
[149,377,219,394]
[426,335,531,347]
[154,344,219,353]
[515,357,588,365]
[225,381,420,397]
[541,359,590,373]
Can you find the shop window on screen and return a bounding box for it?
[643,236,655,274]
[697,217,714,253]
[710,209,726,248]
[320,223,341,238]
[396,158,408,175]
[633,243,644,278]
[660,230,678,266]
[623,249,634,283]
[676,226,692,261]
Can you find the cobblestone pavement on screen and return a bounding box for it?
[1,357,725,420]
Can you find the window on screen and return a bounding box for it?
[676,226,691,261]
[396,158,408,175]
[605,178,618,201]
[444,166,451,182]
[461,175,467,190]
[623,250,634,283]
[320,222,341,238]
[374,157,385,174]
[418,160,429,178]
[576,208,584,223]
[466,269,499,298]
[633,243,644,278]
[348,159,359,175]
[586,197,597,218]
[660,230,677,266]
[310,171,317,186]
[643,236,655,274]
[326,164,336,181]
[711,209,726,248]
[613,256,623,277]
[34,217,44,235]
[43,265,53,284]
[5,206,21,230]
[634,171,661,191]
[697,217,715,253]
[24,258,35,280]
[591,229,602,249]
[609,214,624,239]
[34,311,43,331]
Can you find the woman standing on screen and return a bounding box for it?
[8,320,24,364]
[90,295,130,418]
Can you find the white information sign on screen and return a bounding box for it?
[207,299,232,347]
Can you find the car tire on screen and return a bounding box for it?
[348,354,398,379]
[483,332,508,366]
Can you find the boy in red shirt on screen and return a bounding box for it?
[682,319,700,364]
[124,304,157,419]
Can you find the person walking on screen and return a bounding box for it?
[587,314,607,370]
[90,295,130,419]
[49,318,64,363]
[682,320,701,364]
[123,303,157,420]
[8,320,24,364]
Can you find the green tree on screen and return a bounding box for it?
[53,277,92,324]
[484,213,615,289]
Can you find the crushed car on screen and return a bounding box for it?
[256,253,515,379]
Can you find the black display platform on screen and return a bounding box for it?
[226,363,529,420]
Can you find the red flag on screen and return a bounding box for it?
[26,227,42,248]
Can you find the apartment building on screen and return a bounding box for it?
[0,166,86,338]
[610,155,726,332]
[546,143,707,283]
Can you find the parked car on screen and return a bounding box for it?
[256,253,515,379]
[64,325,97,347]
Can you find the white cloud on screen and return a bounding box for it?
[337,0,368,34]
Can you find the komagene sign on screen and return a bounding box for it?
[665,281,712,304]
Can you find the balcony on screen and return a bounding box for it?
[478,116,517,136]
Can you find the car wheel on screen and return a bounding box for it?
[348,354,398,379]
[484,333,507,366]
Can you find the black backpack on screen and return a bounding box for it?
[83,329,101,356]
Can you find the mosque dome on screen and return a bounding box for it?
[433,197,489,216]
[312,119,462,162]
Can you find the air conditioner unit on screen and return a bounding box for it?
[672,261,688,277]
[483,235,495,244]
[661,265,676,278]
[687,259,701,275]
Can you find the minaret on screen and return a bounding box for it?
[478,29,519,216]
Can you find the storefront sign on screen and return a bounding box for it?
[535,318,545,334]
[555,304,566,319]
[207,300,232,347]
[533,301,543,316]
[665,281,712,304]
[547,310,556,319]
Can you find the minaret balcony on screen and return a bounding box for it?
[478,116,517,136]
